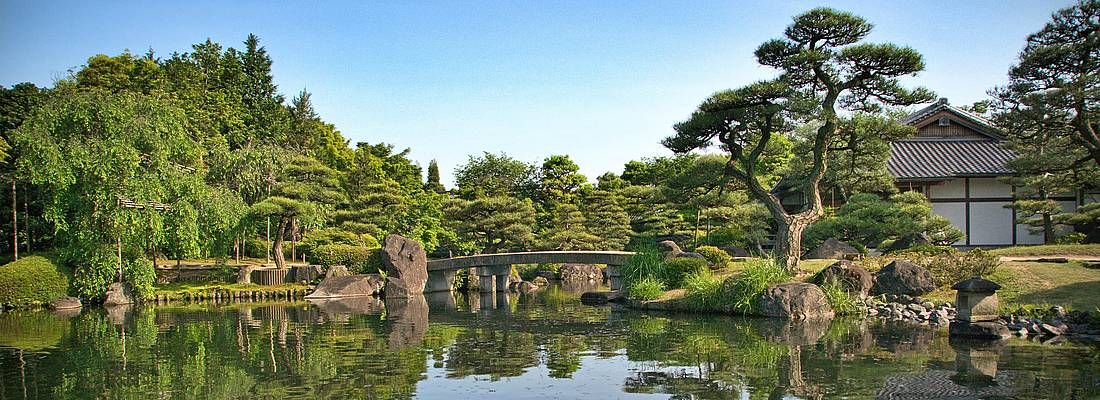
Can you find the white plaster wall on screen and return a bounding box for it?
[968,178,1012,198]
[929,179,965,199]
[932,202,967,245]
[969,202,1014,245]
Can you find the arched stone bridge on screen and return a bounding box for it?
[426,251,635,293]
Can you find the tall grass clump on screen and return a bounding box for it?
[820,281,858,315]
[682,270,725,311]
[724,258,791,313]
[663,257,708,288]
[622,245,664,286]
[627,276,666,301]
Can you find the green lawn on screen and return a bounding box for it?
[989,244,1100,258]
[154,281,309,296]
[921,260,1100,312]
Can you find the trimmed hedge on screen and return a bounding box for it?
[695,245,733,268]
[309,244,384,274]
[663,257,709,289]
[0,256,70,308]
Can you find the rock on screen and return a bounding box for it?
[509,281,539,293]
[292,265,324,283]
[532,276,550,286]
[811,260,873,296]
[381,234,428,298]
[1037,257,1070,263]
[306,274,384,298]
[884,233,933,253]
[560,264,602,283]
[1050,305,1067,318]
[534,270,557,281]
[756,283,835,320]
[657,240,683,254]
[872,260,935,296]
[804,238,860,260]
[103,282,135,306]
[237,265,257,285]
[1083,261,1100,269]
[49,296,81,310]
[327,265,351,278]
[722,246,750,258]
[580,291,622,305]
[949,320,1011,339]
[907,303,926,313]
[672,252,707,261]
[1040,323,1066,336]
[921,301,935,309]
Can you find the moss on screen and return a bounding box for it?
[0,255,71,308]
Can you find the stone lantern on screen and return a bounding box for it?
[949,277,1009,339]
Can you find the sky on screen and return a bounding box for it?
[0,1,1075,187]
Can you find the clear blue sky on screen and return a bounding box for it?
[0,1,1073,186]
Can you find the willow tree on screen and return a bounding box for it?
[664,8,933,272]
[12,91,204,298]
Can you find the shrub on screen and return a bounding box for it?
[0,256,70,307]
[627,276,665,301]
[663,257,709,288]
[820,281,858,315]
[804,192,964,249]
[855,248,1000,288]
[1056,232,1086,245]
[695,246,733,269]
[892,244,956,256]
[310,244,381,274]
[723,258,791,313]
[682,271,725,311]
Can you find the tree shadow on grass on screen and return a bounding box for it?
[1013,280,1100,311]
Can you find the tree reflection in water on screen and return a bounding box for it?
[0,287,1096,399]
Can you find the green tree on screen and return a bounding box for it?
[537,155,588,207]
[538,203,602,251]
[251,155,344,269]
[425,159,446,193]
[581,190,633,251]
[454,152,537,199]
[665,8,933,272]
[12,91,204,299]
[445,195,536,253]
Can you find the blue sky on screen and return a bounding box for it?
[0,1,1073,186]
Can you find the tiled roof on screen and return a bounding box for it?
[902,98,1003,140]
[888,139,1016,180]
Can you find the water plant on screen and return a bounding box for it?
[820,280,859,315]
[682,271,725,311]
[627,276,666,301]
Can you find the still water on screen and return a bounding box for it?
[0,285,1097,399]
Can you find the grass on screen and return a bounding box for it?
[626,277,665,301]
[154,281,310,296]
[989,244,1100,258]
[922,260,1100,311]
[724,258,791,313]
[820,281,859,315]
[681,271,724,311]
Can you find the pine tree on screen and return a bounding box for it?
[582,190,632,251]
[425,159,446,193]
[539,203,602,251]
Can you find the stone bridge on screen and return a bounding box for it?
[426,251,635,293]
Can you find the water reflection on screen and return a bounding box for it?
[0,287,1097,399]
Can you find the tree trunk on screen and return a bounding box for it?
[290,218,298,262]
[11,178,16,261]
[775,214,813,273]
[1042,212,1054,244]
[23,184,29,254]
[272,217,288,270]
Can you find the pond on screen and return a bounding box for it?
[0,286,1097,399]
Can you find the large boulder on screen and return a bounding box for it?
[722,246,750,258]
[756,283,835,320]
[326,265,351,278]
[306,274,384,298]
[532,276,550,286]
[103,282,135,306]
[884,233,932,253]
[812,260,874,296]
[509,281,539,294]
[534,270,557,281]
[872,260,935,296]
[237,265,257,285]
[560,264,602,283]
[381,234,428,298]
[49,296,82,310]
[804,238,860,260]
[657,240,683,254]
